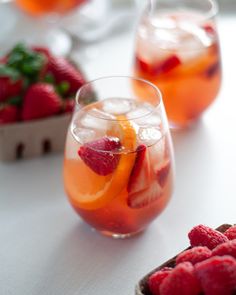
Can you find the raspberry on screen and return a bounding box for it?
[224,225,236,240]
[195,255,236,295]
[212,239,236,259]
[176,246,212,265]
[159,262,201,295]
[188,224,228,250]
[148,268,172,295]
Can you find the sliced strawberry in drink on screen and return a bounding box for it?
[205,61,220,78]
[127,144,151,195]
[78,136,121,176]
[135,56,152,74]
[152,55,181,75]
[127,181,162,209]
[202,24,216,35]
[156,160,171,188]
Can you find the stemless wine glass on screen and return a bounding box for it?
[63,76,174,238]
[133,0,222,128]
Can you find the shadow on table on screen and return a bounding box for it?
[167,119,216,220]
[36,220,149,294]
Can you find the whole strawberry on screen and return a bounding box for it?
[0,104,19,124]
[0,65,23,102]
[22,83,62,121]
[46,56,86,95]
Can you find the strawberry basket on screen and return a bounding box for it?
[0,43,87,161]
[0,114,71,161]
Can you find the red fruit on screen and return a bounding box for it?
[212,240,236,259]
[152,55,181,75]
[135,55,181,76]
[224,225,236,240]
[156,160,171,187]
[0,56,8,64]
[160,262,201,295]
[135,56,152,73]
[205,61,220,78]
[127,144,150,194]
[176,246,212,265]
[0,105,19,124]
[78,136,121,176]
[195,255,236,295]
[148,268,172,295]
[127,180,162,209]
[188,224,228,250]
[0,77,23,103]
[47,56,86,95]
[203,24,216,35]
[31,46,51,58]
[22,83,62,121]
[64,99,75,113]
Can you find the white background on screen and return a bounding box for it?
[0,2,236,295]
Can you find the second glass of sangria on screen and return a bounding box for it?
[134,0,222,128]
[64,76,174,238]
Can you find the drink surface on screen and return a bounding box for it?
[134,10,221,127]
[64,97,174,236]
[15,0,86,15]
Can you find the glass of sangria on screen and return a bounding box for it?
[15,0,87,16]
[63,76,174,238]
[133,0,222,128]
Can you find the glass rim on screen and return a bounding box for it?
[75,75,163,122]
[147,0,218,20]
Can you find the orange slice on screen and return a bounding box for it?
[64,115,136,210]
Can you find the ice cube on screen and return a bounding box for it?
[135,112,162,127]
[138,126,162,146]
[80,109,112,131]
[72,127,96,144]
[102,98,133,115]
[65,131,81,159]
[149,136,166,169]
[127,103,153,120]
[174,24,210,62]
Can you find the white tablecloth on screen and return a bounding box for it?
[0,9,236,295]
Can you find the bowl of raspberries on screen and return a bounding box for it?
[136,224,236,295]
[0,43,88,161]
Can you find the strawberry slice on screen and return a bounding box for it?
[202,24,216,35]
[135,55,181,76]
[152,55,181,75]
[135,56,152,74]
[78,136,121,176]
[156,160,171,188]
[205,61,220,78]
[127,181,162,209]
[127,144,151,195]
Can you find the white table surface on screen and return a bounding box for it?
[1,9,236,295]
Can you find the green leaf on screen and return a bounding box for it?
[56,81,70,96]
[0,64,21,81]
[6,43,46,80]
[44,73,55,84]
[8,96,22,107]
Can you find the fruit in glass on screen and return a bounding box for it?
[133,0,222,128]
[15,0,87,15]
[63,76,174,238]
